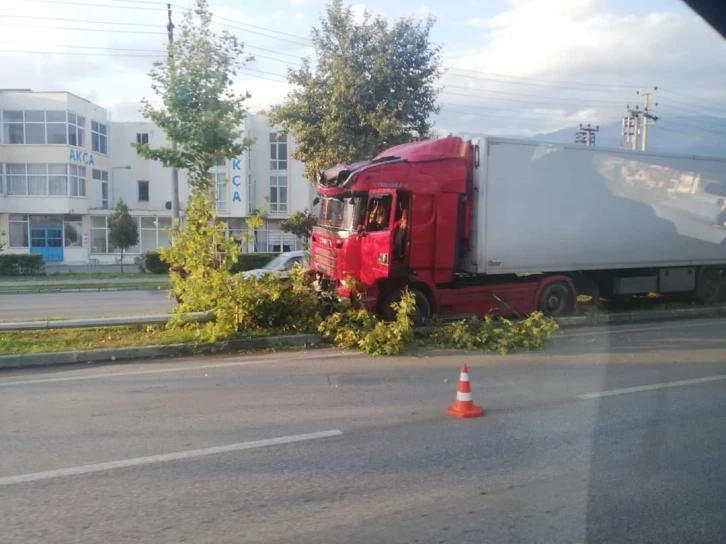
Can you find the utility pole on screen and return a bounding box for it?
[575,123,599,146]
[167,4,180,230]
[637,87,658,152]
[623,105,641,151]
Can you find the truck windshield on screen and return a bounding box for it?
[318,195,366,230]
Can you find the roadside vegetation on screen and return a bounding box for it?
[0,325,202,356]
[0,0,559,358]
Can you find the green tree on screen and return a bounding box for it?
[269,0,442,181]
[107,200,139,273]
[280,210,318,249]
[132,0,253,194]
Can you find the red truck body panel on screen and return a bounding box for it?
[311,136,574,318]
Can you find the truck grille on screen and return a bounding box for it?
[313,246,336,276]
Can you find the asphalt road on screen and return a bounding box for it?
[0,290,175,320]
[2,318,726,543]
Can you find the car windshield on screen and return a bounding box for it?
[318,195,367,230]
[263,254,292,270]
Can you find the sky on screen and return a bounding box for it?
[2,0,726,142]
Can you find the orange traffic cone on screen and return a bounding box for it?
[447,364,484,418]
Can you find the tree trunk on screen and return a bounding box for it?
[120,249,124,273]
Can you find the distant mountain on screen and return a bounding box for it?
[533,116,726,158]
[457,116,726,159]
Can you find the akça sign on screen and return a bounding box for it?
[69,149,95,166]
[231,158,242,203]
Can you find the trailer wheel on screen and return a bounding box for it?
[537,281,574,317]
[382,288,431,325]
[693,268,725,304]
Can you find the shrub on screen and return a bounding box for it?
[143,251,171,274]
[428,312,559,354]
[0,254,45,276]
[318,290,416,355]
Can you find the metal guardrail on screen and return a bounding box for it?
[0,311,214,331]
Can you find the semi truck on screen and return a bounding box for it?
[310,136,726,321]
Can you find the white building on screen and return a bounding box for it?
[0,89,317,265]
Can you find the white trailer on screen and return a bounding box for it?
[464,137,726,299]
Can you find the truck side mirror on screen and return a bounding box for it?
[313,197,320,206]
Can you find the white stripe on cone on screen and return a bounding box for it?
[456,391,473,401]
[459,372,470,382]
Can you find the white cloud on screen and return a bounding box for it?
[437,0,726,136]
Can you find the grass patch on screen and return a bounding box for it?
[0,281,170,293]
[0,324,293,356]
[0,272,157,281]
[0,316,68,323]
[0,325,204,355]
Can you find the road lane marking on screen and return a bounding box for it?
[0,430,343,486]
[0,351,368,388]
[557,318,726,339]
[577,374,726,400]
[0,358,275,387]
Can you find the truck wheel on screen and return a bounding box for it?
[537,282,574,317]
[382,288,431,325]
[693,268,725,304]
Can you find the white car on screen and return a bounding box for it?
[243,251,309,280]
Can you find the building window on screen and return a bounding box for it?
[25,111,47,144]
[64,215,83,247]
[46,111,68,144]
[4,164,82,196]
[213,172,227,212]
[0,164,4,195]
[49,164,69,196]
[90,215,170,254]
[69,165,86,197]
[2,110,70,145]
[68,112,85,148]
[3,111,25,144]
[9,214,29,248]
[138,180,149,202]
[91,121,108,154]
[93,169,109,209]
[269,174,288,214]
[7,164,27,195]
[136,133,149,145]
[90,216,108,253]
[270,132,287,170]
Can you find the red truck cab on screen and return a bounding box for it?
[310,136,575,321]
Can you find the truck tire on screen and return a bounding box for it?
[537,281,574,317]
[382,288,431,325]
[693,268,725,304]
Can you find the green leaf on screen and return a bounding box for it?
[268,0,443,181]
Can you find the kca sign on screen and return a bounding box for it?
[69,149,95,166]
[231,158,243,203]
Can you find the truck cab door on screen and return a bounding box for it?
[359,192,395,286]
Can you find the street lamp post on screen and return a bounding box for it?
[110,165,131,208]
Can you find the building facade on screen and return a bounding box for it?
[0,89,317,264]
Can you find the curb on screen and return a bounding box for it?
[0,334,323,369]
[0,312,213,331]
[556,304,726,328]
[0,286,169,295]
[2,305,725,370]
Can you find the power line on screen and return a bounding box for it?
[443,70,641,93]
[1,14,162,27]
[0,22,165,34]
[21,0,166,10]
[446,66,644,90]
[659,88,726,110]
[0,49,162,57]
[443,87,626,108]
